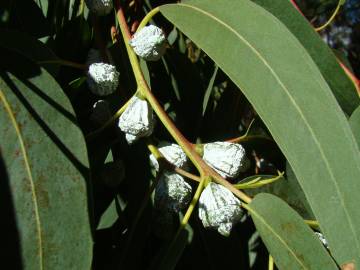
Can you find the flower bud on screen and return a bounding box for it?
[87,63,119,96]
[85,0,113,16]
[198,182,243,236]
[90,100,111,126]
[129,25,167,61]
[155,171,192,213]
[203,142,248,178]
[149,142,188,171]
[118,96,155,144]
[315,232,329,249]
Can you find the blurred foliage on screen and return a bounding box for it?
[296,0,360,76]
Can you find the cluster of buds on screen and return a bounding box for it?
[118,96,155,144]
[198,182,244,236]
[130,25,167,61]
[150,142,192,213]
[85,0,113,16]
[202,141,249,178]
[149,141,189,171]
[87,63,119,96]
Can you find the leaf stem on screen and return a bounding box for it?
[315,0,342,32]
[305,219,320,229]
[176,178,206,237]
[234,171,284,189]
[268,255,274,270]
[137,7,160,31]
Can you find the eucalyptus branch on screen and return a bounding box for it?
[115,1,252,205]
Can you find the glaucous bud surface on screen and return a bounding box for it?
[203,141,248,178]
[149,142,188,171]
[198,182,243,236]
[118,96,155,144]
[87,63,119,96]
[130,25,167,61]
[155,171,192,213]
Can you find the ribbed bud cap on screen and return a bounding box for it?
[155,171,192,213]
[198,182,243,236]
[149,142,188,171]
[203,142,248,178]
[129,25,166,61]
[87,63,119,96]
[118,96,155,144]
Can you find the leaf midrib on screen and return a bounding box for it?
[174,2,360,257]
[248,205,309,269]
[0,86,44,270]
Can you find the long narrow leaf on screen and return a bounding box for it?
[0,51,92,269]
[249,193,337,270]
[251,0,359,115]
[160,0,360,266]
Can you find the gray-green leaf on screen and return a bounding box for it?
[160,0,360,266]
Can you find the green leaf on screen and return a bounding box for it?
[249,193,337,270]
[160,0,360,266]
[0,51,92,269]
[250,0,359,116]
[202,64,218,116]
[153,222,193,270]
[241,163,314,219]
[97,197,125,230]
[350,106,360,147]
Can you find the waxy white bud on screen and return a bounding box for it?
[149,142,188,171]
[118,96,155,144]
[85,0,113,16]
[198,182,243,236]
[315,232,329,249]
[129,25,166,61]
[87,63,119,96]
[155,171,192,212]
[203,142,248,178]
